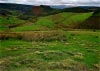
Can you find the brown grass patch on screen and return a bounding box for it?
[0,31,67,41]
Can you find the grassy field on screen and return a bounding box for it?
[0,30,100,71]
[0,8,100,71]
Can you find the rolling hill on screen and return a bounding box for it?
[0,3,100,31]
[0,3,100,71]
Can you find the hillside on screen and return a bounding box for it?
[0,3,100,32]
[0,3,100,71]
[79,11,100,29]
[11,12,100,31]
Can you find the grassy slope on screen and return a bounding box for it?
[0,15,25,31]
[0,31,100,71]
[0,9,100,71]
[12,12,93,31]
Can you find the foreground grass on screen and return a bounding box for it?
[0,30,100,71]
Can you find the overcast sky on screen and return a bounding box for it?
[0,0,100,7]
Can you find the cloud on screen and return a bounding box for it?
[0,0,100,7]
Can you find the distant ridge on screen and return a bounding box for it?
[0,3,100,20]
[0,3,100,30]
[0,3,33,12]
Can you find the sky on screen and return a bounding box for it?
[0,0,100,7]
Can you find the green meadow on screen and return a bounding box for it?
[0,30,100,71]
[0,8,100,71]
